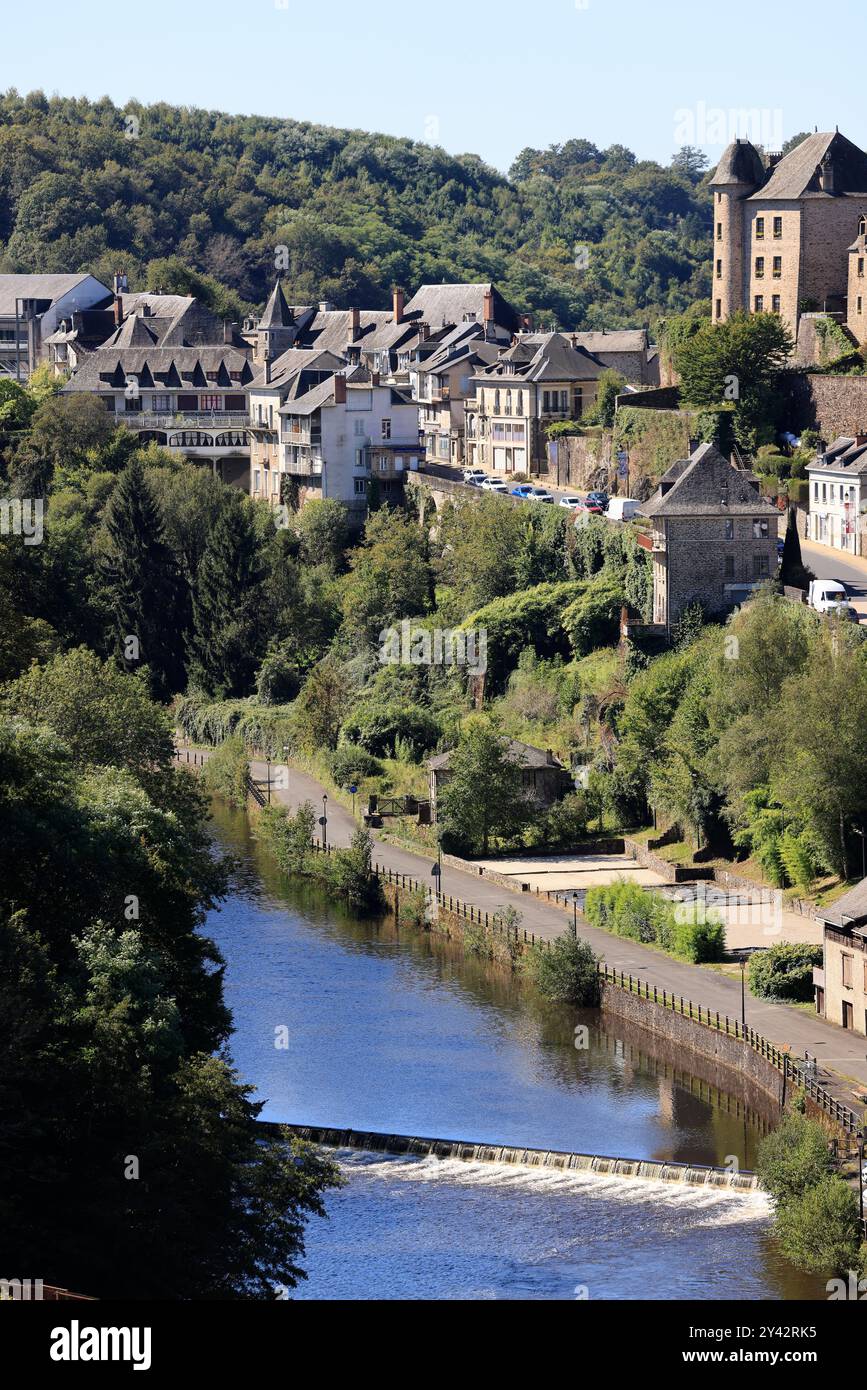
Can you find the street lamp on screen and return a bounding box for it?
[854,826,866,881]
[571,891,579,939]
[265,755,272,805]
[857,1130,865,1231]
[320,794,328,849]
[739,954,747,1033]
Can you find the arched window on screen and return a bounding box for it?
[494,389,500,413]
[505,389,512,416]
[516,390,523,414]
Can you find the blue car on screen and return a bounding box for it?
[510,483,536,498]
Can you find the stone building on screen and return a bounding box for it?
[465,333,603,475]
[710,131,867,342]
[642,442,780,632]
[427,739,572,824]
[814,878,867,1033]
[0,273,112,378]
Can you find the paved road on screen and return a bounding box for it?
[802,538,867,621]
[245,757,867,1109]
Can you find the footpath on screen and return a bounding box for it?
[179,745,867,1119]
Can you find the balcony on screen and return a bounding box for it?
[125,411,250,431]
[280,453,323,477]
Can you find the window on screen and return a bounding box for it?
[755,257,765,278]
[253,469,261,494]
[772,256,782,278]
[716,259,723,279]
[753,518,769,539]
[859,259,865,279]
[772,295,781,313]
[354,479,367,495]
[823,483,827,502]
[103,397,116,413]
[505,390,512,415]
[724,554,734,578]
[715,299,722,319]
[842,953,854,989]
[724,518,734,540]
[754,295,764,312]
[755,217,765,239]
[753,553,769,578]
[773,216,782,238]
[381,418,391,439]
[860,297,864,315]
[717,222,723,240]
[378,456,389,472]
[516,391,523,414]
[494,389,500,413]
[200,394,222,411]
[124,396,142,413]
[151,393,171,412]
[178,393,198,412]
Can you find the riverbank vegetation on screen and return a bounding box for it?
[258,802,383,912]
[583,881,726,963]
[757,1113,865,1279]
[0,648,340,1298]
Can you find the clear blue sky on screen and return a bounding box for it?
[1,0,860,172]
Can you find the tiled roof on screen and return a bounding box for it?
[820,877,867,929]
[475,332,603,383]
[747,131,867,200]
[65,345,254,391]
[0,274,111,317]
[403,283,521,333]
[428,739,564,771]
[710,139,766,188]
[258,280,294,329]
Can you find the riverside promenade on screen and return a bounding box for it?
[182,746,867,1114]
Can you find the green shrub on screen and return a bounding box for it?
[749,943,822,1001]
[527,792,588,849]
[775,1178,862,1276]
[328,744,383,787]
[200,733,249,808]
[321,828,383,912]
[756,1113,833,1206]
[341,700,440,759]
[397,885,428,928]
[670,913,726,962]
[527,932,600,1004]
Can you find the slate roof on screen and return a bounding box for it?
[711,139,766,188]
[297,309,392,353]
[402,282,521,333]
[643,442,778,517]
[65,345,254,392]
[747,131,867,200]
[819,877,867,930]
[809,436,867,474]
[249,347,345,391]
[475,332,604,383]
[569,329,648,355]
[428,739,564,772]
[0,273,111,317]
[258,280,294,329]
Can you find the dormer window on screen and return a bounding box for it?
[859,216,867,238]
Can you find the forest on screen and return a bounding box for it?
[0,90,713,326]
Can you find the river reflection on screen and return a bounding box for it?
[205,800,823,1301]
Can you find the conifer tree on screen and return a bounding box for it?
[101,457,188,700]
[188,491,266,697]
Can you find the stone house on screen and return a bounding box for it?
[642,441,780,632]
[710,130,867,343]
[568,328,660,387]
[0,272,113,379]
[814,879,867,1033]
[427,739,572,824]
[806,433,867,553]
[412,321,507,466]
[465,333,603,475]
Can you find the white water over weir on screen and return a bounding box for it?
[280,1124,760,1191]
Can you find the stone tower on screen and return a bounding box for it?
[709,139,766,322]
[255,279,296,365]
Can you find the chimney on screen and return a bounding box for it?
[113,294,123,326]
[819,153,836,194]
[333,373,347,404]
[349,306,361,341]
[393,286,405,324]
[318,300,334,313]
[223,320,235,344]
[417,321,430,342]
[264,359,272,385]
[855,432,867,446]
[484,288,495,326]
[371,370,380,387]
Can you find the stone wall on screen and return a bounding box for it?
[787,371,867,440]
[546,431,613,491]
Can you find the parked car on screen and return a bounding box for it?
[826,601,860,622]
[586,490,609,509]
[558,494,584,509]
[510,483,537,498]
[580,498,606,515]
[606,497,641,521]
[463,468,487,485]
[808,578,848,613]
[480,477,510,494]
[526,487,554,503]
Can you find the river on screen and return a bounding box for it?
[204,800,822,1301]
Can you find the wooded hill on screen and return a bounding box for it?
[0,90,712,326]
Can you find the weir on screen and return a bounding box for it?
[276,1123,760,1191]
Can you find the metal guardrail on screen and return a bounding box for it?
[597,963,861,1135]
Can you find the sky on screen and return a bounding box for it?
[1,0,863,173]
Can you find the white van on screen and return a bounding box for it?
[606,497,641,521]
[807,579,848,612]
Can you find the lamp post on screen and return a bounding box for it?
[320,794,328,850]
[282,744,290,797]
[855,826,866,881]
[740,954,747,1033]
[265,755,272,805]
[431,859,441,903]
[571,891,579,939]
